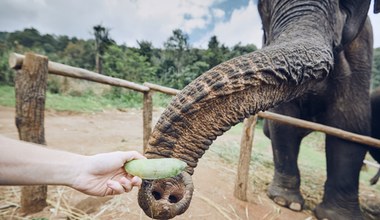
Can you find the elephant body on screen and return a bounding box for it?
[263,17,373,219]
[138,0,380,219]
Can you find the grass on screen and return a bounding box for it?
[0,85,16,107]
[0,85,172,112]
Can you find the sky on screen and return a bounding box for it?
[0,0,379,49]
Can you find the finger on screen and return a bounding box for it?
[131,176,142,188]
[119,177,133,192]
[103,186,114,197]
[106,179,125,195]
[123,151,146,162]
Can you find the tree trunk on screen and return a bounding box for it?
[234,115,258,201]
[95,53,102,74]
[15,53,49,214]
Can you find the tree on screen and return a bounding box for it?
[92,25,115,74]
[0,47,14,84]
[164,29,190,52]
[228,43,257,58]
[205,35,226,68]
[62,40,95,70]
[163,29,190,73]
[103,45,156,83]
[7,28,41,48]
[137,40,154,62]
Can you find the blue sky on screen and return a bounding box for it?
[0,0,379,49]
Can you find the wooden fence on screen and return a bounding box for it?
[8,52,380,213]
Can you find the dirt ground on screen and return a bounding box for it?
[0,105,365,219]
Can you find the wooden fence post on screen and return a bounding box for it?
[143,91,153,152]
[234,115,258,201]
[14,53,48,214]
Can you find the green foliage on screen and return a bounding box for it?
[158,29,192,88]
[152,93,173,108]
[103,87,142,107]
[205,35,227,68]
[137,40,154,62]
[0,28,96,86]
[93,24,115,74]
[372,48,380,90]
[93,25,114,55]
[60,40,95,70]
[103,44,156,83]
[0,53,14,85]
[228,42,257,59]
[0,27,260,111]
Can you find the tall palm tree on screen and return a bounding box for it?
[93,25,114,74]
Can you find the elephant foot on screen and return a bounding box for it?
[314,202,363,220]
[267,183,304,211]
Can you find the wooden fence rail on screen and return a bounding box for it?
[8,52,380,212]
[9,53,149,93]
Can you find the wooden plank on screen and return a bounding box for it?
[8,52,24,69]
[234,115,258,201]
[9,53,149,93]
[14,53,48,214]
[144,82,179,95]
[258,111,380,149]
[143,91,153,152]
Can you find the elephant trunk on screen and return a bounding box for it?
[145,41,333,172]
[138,40,333,219]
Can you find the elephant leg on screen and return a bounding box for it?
[314,135,367,220]
[264,101,310,211]
[314,17,372,219]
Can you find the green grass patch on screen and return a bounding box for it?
[152,93,173,108]
[45,92,142,112]
[0,85,173,112]
[0,85,16,107]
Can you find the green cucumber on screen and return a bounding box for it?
[124,158,187,180]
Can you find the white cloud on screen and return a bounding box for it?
[0,0,219,47]
[195,0,263,48]
[197,0,380,49]
[0,0,378,49]
[369,3,380,48]
[212,8,225,19]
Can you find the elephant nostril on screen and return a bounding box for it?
[168,195,179,203]
[152,191,162,200]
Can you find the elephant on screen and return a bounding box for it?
[137,0,380,219]
[369,87,380,185]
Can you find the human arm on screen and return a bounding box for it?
[0,135,145,196]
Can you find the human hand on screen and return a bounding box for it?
[71,151,146,196]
